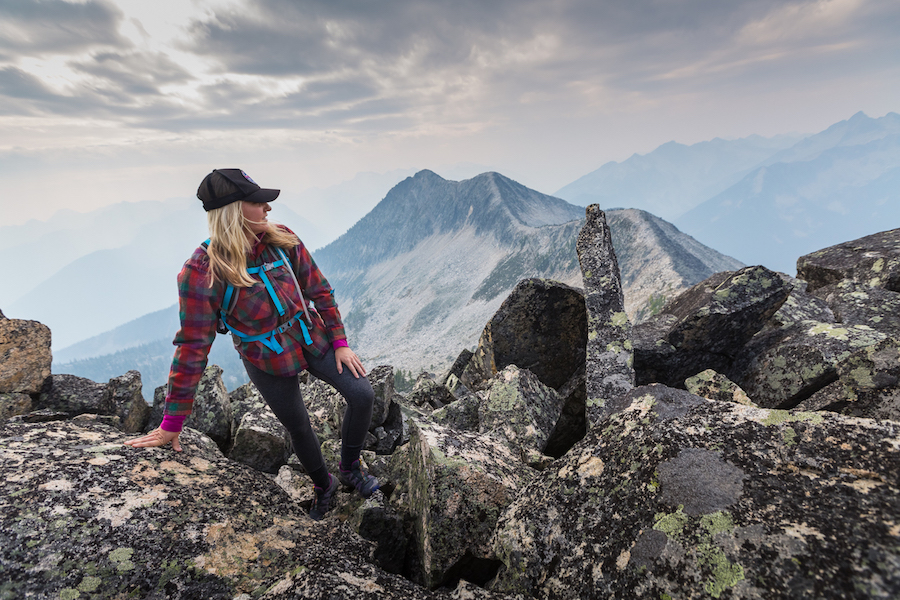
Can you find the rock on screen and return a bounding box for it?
[370,398,406,455]
[401,420,535,588]
[731,320,886,409]
[36,373,108,416]
[480,365,565,461]
[346,490,409,575]
[432,391,482,432]
[274,464,309,502]
[2,419,517,600]
[105,370,150,433]
[685,369,756,407]
[634,266,789,388]
[148,365,233,451]
[576,205,634,423]
[408,377,453,410]
[440,348,474,388]
[794,337,900,421]
[543,363,587,459]
[797,227,900,293]
[369,365,396,429]
[465,278,587,392]
[0,317,51,395]
[302,375,346,439]
[0,392,32,423]
[764,274,836,330]
[229,407,292,473]
[815,279,900,338]
[490,384,900,599]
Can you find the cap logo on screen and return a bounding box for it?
[241,171,257,185]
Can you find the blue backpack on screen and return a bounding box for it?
[201,240,313,354]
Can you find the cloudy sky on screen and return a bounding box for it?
[2,0,898,227]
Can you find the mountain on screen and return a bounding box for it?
[313,170,742,372]
[554,134,803,221]
[675,112,900,274]
[55,169,742,394]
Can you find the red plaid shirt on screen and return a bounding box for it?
[162,226,347,430]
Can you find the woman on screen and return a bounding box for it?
[125,168,377,521]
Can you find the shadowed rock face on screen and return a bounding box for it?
[490,385,900,600]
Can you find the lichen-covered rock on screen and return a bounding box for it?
[731,320,886,409]
[105,370,149,433]
[634,266,789,387]
[408,377,453,410]
[815,279,900,338]
[764,274,836,330]
[794,337,900,421]
[36,373,108,415]
[480,366,565,460]
[685,369,756,406]
[300,376,343,442]
[0,392,32,423]
[432,391,482,432]
[370,398,407,455]
[797,227,900,293]
[465,278,587,393]
[229,407,291,473]
[403,420,536,588]
[1,419,518,600]
[576,205,634,423]
[0,317,51,395]
[489,384,900,600]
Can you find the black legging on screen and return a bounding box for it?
[242,348,374,488]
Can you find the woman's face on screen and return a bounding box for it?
[241,201,271,236]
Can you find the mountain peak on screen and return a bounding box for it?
[315,170,584,271]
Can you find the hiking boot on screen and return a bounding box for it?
[309,474,338,521]
[338,460,380,498]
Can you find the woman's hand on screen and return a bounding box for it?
[335,346,366,378]
[124,428,183,452]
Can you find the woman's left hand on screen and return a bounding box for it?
[335,346,366,378]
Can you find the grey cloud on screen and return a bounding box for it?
[0,0,128,56]
[70,51,194,96]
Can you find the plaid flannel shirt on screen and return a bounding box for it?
[162,226,347,430]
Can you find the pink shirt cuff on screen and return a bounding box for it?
[332,339,349,349]
[160,414,187,433]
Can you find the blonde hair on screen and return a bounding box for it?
[204,177,299,287]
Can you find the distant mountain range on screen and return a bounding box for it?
[53,170,741,398]
[554,111,900,274]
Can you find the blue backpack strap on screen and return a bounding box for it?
[276,246,314,328]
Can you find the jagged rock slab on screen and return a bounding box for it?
[684,369,756,406]
[797,228,900,293]
[0,318,51,395]
[794,337,900,420]
[489,384,900,600]
[465,278,586,392]
[731,320,887,409]
[634,266,789,387]
[105,370,150,433]
[480,365,565,462]
[400,420,536,588]
[576,205,635,423]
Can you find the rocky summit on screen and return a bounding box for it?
[1,216,898,599]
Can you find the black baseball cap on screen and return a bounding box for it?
[197,168,280,211]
